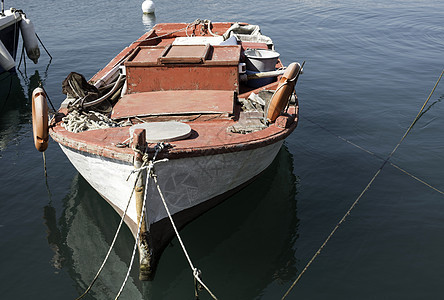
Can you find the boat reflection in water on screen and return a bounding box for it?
[0,70,41,150]
[141,14,156,32]
[43,175,142,299]
[43,145,299,298]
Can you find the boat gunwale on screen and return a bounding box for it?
[0,10,22,31]
[50,108,298,163]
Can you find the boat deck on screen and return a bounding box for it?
[51,21,298,163]
[111,90,235,119]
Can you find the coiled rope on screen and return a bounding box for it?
[61,110,122,133]
[281,68,444,300]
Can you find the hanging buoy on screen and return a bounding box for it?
[266,62,301,123]
[0,40,15,71]
[32,88,49,152]
[19,14,40,64]
[141,0,155,14]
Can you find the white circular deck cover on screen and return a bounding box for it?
[129,122,192,143]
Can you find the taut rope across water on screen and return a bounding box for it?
[281,68,444,299]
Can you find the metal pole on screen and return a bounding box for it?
[1,0,5,16]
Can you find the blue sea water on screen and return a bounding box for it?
[1,0,443,299]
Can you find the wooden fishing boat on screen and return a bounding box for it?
[33,20,303,280]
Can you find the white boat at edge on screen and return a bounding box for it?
[0,6,40,73]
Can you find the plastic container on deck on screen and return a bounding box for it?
[244,48,280,72]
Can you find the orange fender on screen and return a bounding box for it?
[266,62,301,123]
[32,88,49,152]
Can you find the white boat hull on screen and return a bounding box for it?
[59,140,284,235]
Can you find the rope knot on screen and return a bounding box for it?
[147,160,155,171]
[193,268,202,279]
[154,142,165,152]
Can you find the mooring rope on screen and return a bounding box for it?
[35,32,52,61]
[115,145,165,299]
[17,43,26,75]
[303,117,444,196]
[152,174,217,300]
[152,174,219,300]
[281,68,444,300]
[75,152,149,300]
[115,142,217,299]
[39,83,57,113]
[40,151,56,207]
[115,164,151,299]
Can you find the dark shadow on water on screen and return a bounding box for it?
[145,145,300,299]
[0,70,43,151]
[42,145,299,299]
[43,174,139,299]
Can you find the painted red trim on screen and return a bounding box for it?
[50,107,298,163]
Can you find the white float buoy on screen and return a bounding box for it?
[19,14,40,64]
[141,0,155,14]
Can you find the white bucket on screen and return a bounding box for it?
[244,48,280,72]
